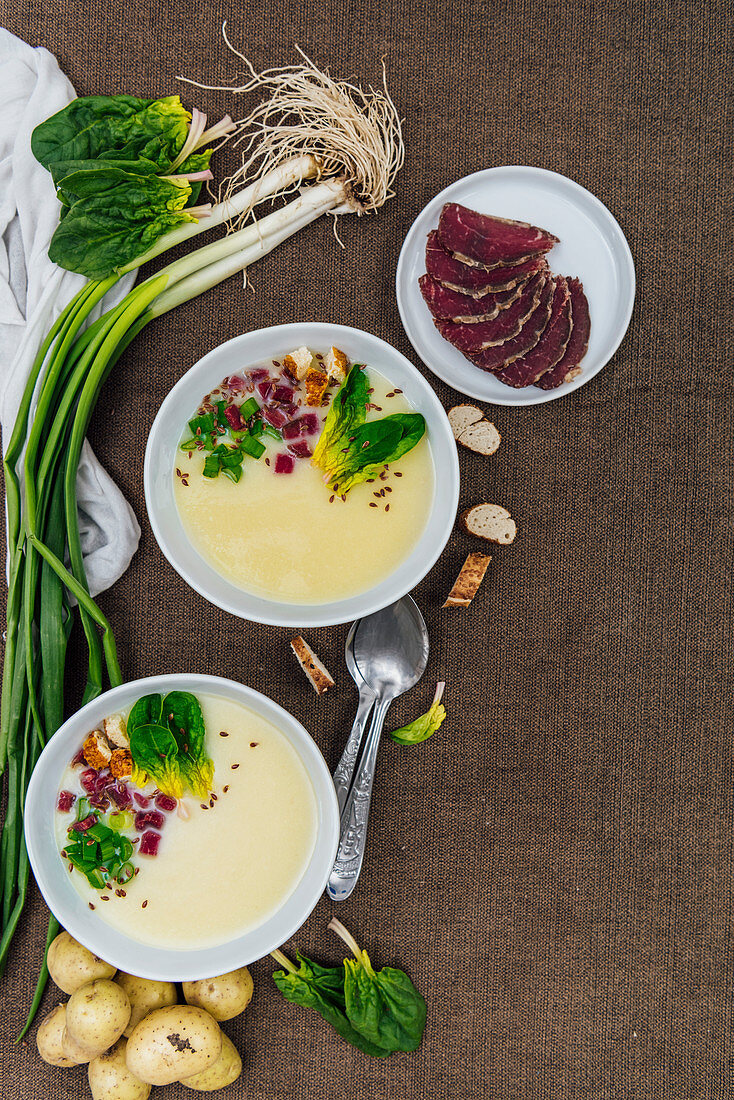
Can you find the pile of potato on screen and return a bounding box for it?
[36,930,253,1098]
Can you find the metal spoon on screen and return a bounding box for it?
[326,595,429,901]
[331,621,377,815]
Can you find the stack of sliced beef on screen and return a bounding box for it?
[420,203,590,390]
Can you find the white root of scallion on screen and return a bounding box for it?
[180,28,404,217]
[120,153,320,273]
[148,176,353,317]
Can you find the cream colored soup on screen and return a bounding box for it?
[55,695,317,949]
[173,370,434,604]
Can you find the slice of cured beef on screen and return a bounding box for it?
[437,203,559,269]
[419,273,525,323]
[425,230,546,295]
[434,271,547,354]
[469,277,556,374]
[494,277,572,388]
[536,277,591,389]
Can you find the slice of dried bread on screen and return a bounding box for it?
[290,635,335,694]
[443,552,491,608]
[448,404,501,456]
[461,503,517,545]
[448,404,484,438]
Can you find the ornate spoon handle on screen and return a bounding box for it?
[326,694,392,902]
[332,684,376,815]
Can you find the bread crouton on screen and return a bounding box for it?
[461,504,517,545]
[305,367,330,407]
[109,748,133,778]
[448,404,501,456]
[82,730,112,769]
[103,712,129,748]
[290,636,335,695]
[283,346,316,381]
[325,346,349,383]
[443,552,492,608]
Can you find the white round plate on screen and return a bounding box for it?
[25,674,339,980]
[145,322,459,628]
[396,166,636,405]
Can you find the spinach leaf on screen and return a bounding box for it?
[343,952,427,1053]
[273,953,391,1058]
[128,722,184,798]
[127,691,213,799]
[311,365,368,469]
[31,95,190,173]
[162,691,213,799]
[311,367,426,493]
[47,166,197,278]
[127,693,164,734]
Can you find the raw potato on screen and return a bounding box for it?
[461,503,517,545]
[180,1033,242,1091]
[182,967,254,1022]
[66,979,131,1057]
[115,972,178,1036]
[88,1038,151,1100]
[36,1003,80,1067]
[48,930,117,994]
[62,1026,97,1064]
[125,1005,222,1086]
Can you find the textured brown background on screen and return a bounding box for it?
[1,0,733,1097]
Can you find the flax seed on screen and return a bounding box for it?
[142,900,148,909]
[101,896,109,901]
[231,763,240,770]
[394,388,403,394]
[369,502,378,507]
[220,730,229,737]
[250,742,259,748]
[395,471,403,477]
[200,803,208,810]
[88,902,95,910]
[223,785,230,793]
[385,504,390,512]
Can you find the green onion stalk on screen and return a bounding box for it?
[0,156,361,1033]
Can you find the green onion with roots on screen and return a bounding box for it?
[0,48,403,1033]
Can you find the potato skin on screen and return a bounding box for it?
[182,967,254,1022]
[180,1033,242,1091]
[36,1003,80,1067]
[48,931,117,994]
[66,979,131,1056]
[62,1026,96,1064]
[88,1038,151,1100]
[115,972,177,1037]
[125,1006,222,1086]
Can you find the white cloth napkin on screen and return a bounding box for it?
[0,27,140,597]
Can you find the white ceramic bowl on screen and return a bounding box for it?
[396,166,636,405]
[144,322,459,627]
[24,674,339,980]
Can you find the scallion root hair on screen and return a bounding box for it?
[179,24,405,217]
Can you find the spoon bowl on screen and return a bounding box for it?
[353,596,429,699]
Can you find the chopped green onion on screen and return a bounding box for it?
[250,418,264,438]
[239,435,266,460]
[262,423,282,440]
[117,862,134,884]
[202,454,221,478]
[222,466,243,483]
[179,437,200,451]
[240,397,259,420]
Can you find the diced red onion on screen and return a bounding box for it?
[284,402,299,418]
[139,831,161,856]
[281,419,302,441]
[300,413,320,434]
[227,374,247,392]
[257,380,274,400]
[274,453,295,474]
[133,792,150,809]
[57,790,76,812]
[71,747,86,767]
[249,368,270,383]
[154,793,177,812]
[71,814,98,833]
[90,793,110,811]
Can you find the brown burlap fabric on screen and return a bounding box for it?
[1,1,732,1097]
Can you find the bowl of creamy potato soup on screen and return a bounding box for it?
[25,674,339,980]
[144,323,459,627]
